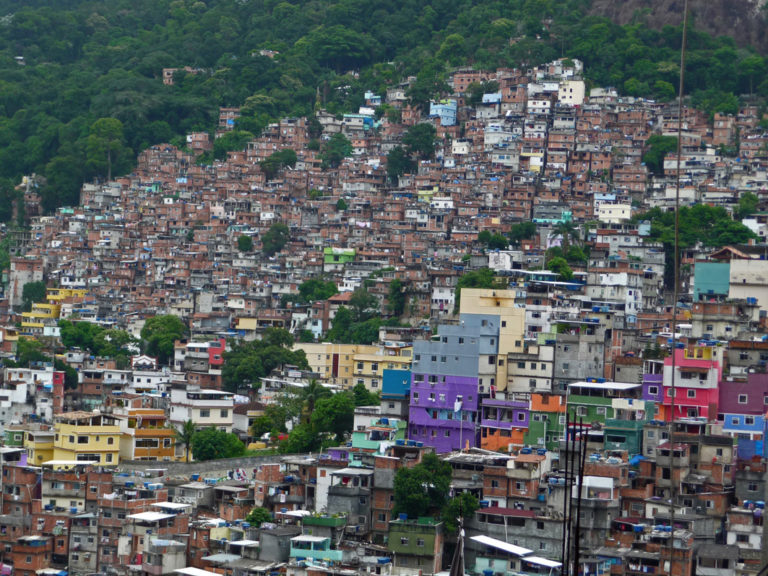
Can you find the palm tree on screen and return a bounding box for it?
[553,220,580,255]
[300,379,332,425]
[175,420,196,462]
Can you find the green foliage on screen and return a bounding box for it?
[297,278,338,303]
[478,230,508,250]
[262,222,290,257]
[279,386,358,453]
[387,278,406,317]
[393,452,452,518]
[402,123,437,160]
[213,130,254,161]
[353,382,380,406]
[320,133,352,170]
[442,491,480,534]
[637,204,757,287]
[546,256,574,281]
[250,404,289,438]
[467,80,500,106]
[140,315,188,366]
[222,328,308,392]
[386,146,416,185]
[259,148,297,180]
[336,198,348,211]
[175,420,196,463]
[54,358,79,390]
[348,287,379,322]
[642,134,678,176]
[86,118,132,181]
[59,320,136,363]
[509,222,537,245]
[21,281,46,312]
[237,235,254,252]
[11,337,49,367]
[454,268,501,313]
[0,1,763,211]
[191,428,246,461]
[737,192,759,219]
[245,507,272,527]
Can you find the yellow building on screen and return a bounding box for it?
[459,288,526,393]
[294,343,380,388]
[23,429,55,466]
[352,349,412,392]
[53,411,122,466]
[20,287,88,336]
[116,408,178,462]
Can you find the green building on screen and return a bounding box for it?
[567,381,654,455]
[388,517,444,575]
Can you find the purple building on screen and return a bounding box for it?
[409,316,499,452]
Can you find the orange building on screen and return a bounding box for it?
[116,409,177,462]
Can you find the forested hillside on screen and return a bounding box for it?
[0,0,765,216]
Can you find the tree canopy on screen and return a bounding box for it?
[191,428,246,461]
[392,452,452,518]
[222,328,308,392]
[0,1,766,215]
[262,222,290,257]
[140,314,188,366]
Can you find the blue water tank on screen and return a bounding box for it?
[398,513,408,521]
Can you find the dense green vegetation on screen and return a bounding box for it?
[221,327,309,392]
[0,0,765,214]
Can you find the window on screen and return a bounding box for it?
[517,413,525,422]
[77,436,88,444]
[488,356,496,365]
[378,513,386,522]
[200,409,210,418]
[687,390,696,399]
[749,482,759,492]
[413,392,419,401]
[107,437,114,445]
[731,417,740,426]
[458,337,464,344]
[220,409,228,418]
[400,537,409,545]
[417,538,424,547]
[739,395,748,404]
[746,416,755,425]
[517,362,525,369]
[648,386,658,395]
[537,521,544,530]
[596,407,607,416]
[576,406,587,417]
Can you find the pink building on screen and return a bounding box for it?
[659,345,723,421]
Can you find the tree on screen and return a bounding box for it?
[442,491,480,534]
[327,306,353,343]
[454,268,500,312]
[547,256,574,280]
[509,222,536,245]
[393,452,452,518]
[237,235,254,252]
[387,278,406,317]
[140,315,188,366]
[262,222,290,256]
[191,428,246,461]
[299,380,332,424]
[175,420,196,463]
[86,118,130,181]
[642,134,678,176]
[212,130,254,161]
[336,198,348,211]
[259,148,297,180]
[320,133,352,169]
[245,507,272,527]
[222,330,309,392]
[21,281,46,312]
[311,391,355,442]
[297,279,338,303]
[403,123,437,160]
[386,146,416,185]
[353,382,380,406]
[54,358,79,390]
[737,192,759,219]
[348,287,379,322]
[478,231,508,250]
